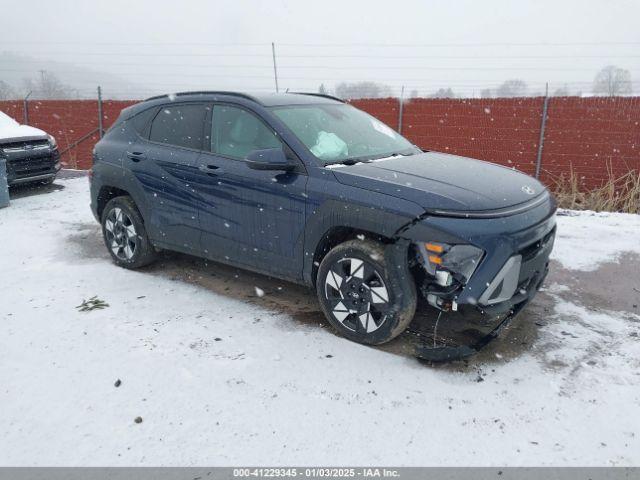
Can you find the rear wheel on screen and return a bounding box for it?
[101,196,156,269]
[316,239,416,345]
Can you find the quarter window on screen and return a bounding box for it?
[211,105,281,159]
[149,104,207,149]
[131,107,158,135]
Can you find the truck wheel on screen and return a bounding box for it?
[101,196,156,269]
[316,239,417,345]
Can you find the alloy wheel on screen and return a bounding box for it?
[104,207,138,261]
[324,257,390,334]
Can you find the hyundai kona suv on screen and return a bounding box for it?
[90,92,556,358]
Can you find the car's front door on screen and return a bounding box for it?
[132,103,207,252]
[193,104,308,280]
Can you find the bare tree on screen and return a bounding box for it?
[552,85,571,97]
[318,83,328,95]
[496,79,528,98]
[0,80,17,100]
[480,88,494,98]
[22,70,78,99]
[334,81,393,99]
[428,87,456,98]
[593,65,632,96]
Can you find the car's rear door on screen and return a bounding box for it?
[193,103,308,280]
[129,102,207,253]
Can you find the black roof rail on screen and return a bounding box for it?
[143,91,261,104]
[289,92,344,103]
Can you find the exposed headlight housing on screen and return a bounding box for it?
[420,242,484,284]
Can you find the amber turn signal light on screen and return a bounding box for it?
[428,255,442,265]
[425,243,444,253]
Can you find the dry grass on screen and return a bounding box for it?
[550,167,640,214]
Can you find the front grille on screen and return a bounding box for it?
[3,139,59,181]
[517,226,555,287]
[1,139,50,152]
[519,227,556,262]
[11,157,55,176]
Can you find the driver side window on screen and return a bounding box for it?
[211,105,282,159]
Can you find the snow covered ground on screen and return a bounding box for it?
[1,177,639,466]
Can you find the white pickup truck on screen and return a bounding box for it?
[0,111,61,186]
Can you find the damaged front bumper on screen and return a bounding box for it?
[398,193,557,360]
[413,264,549,362]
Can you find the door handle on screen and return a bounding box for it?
[198,164,223,175]
[126,151,146,162]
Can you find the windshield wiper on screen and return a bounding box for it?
[367,151,415,161]
[325,149,418,167]
[324,158,371,166]
[389,148,421,157]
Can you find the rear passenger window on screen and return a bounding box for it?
[211,105,281,159]
[149,104,207,149]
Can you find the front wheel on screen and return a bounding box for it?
[101,196,156,269]
[316,239,417,345]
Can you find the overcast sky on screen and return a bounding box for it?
[1,0,639,98]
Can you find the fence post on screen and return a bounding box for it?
[271,43,279,93]
[97,86,104,138]
[398,85,405,134]
[23,91,32,125]
[535,83,549,179]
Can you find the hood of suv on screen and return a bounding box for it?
[330,151,547,214]
[0,112,48,144]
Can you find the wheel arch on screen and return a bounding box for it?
[301,190,424,286]
[96,186,132,220]
[311,226,396,287]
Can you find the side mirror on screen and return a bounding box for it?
[245,148,295,171]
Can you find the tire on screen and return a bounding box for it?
[316,239,417,345]
[101,196,156,269]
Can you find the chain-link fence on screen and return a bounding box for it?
[1,91,638,189]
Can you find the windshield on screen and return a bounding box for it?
[271,104,420,165]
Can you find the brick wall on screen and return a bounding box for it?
[1,97,638,189]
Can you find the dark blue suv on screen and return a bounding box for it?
[90,91,556,356]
